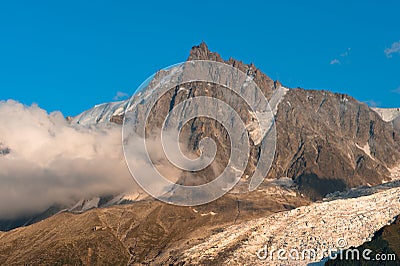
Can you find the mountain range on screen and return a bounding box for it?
[0,43,399,265]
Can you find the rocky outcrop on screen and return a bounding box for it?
[0,143,10,156]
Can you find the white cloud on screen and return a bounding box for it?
[113,91,129,100]
[330,59,341,65]
[0,100,138,218]
[330,48,351,65]
[384,41,400,58]
[340,47,351,57]
[391,86,400,94]
[364,100,381,107]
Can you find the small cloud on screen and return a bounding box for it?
[390,86,400,94]
[330,48,351,65]
[364,100,381,107]
[113,91,129,100]
[330,59,341,65]
[384,41,400,58]
[340,48,351,57]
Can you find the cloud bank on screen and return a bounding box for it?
[0,100,137,219]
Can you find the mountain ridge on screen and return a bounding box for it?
[71,42,400,199]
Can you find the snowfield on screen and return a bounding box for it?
[71,100,128,125]
[372,107,400,122]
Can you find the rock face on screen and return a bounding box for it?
[272,89,400,199]
[72,42,400,199]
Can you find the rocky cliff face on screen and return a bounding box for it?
[272,89,400,199]
[186,43,400,198]
[72,42,400,200]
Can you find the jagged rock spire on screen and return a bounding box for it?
[188,42,275,96]
[188,42,223,61]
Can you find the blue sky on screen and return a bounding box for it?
[0,1,399,116]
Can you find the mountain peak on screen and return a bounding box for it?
[187,42,275,96]
[188,42,223,61]
[197,41,209,51]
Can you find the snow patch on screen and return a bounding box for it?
[178,86,188,93]
[200,211,217,216]
[389,165,400,181]
[246,86,288,145]
[270,86,289,115]
[372,107,400,122]
[69,197,100,212]
[120,192,147,202]
[71,100,129,125]
[355,142,374,160]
